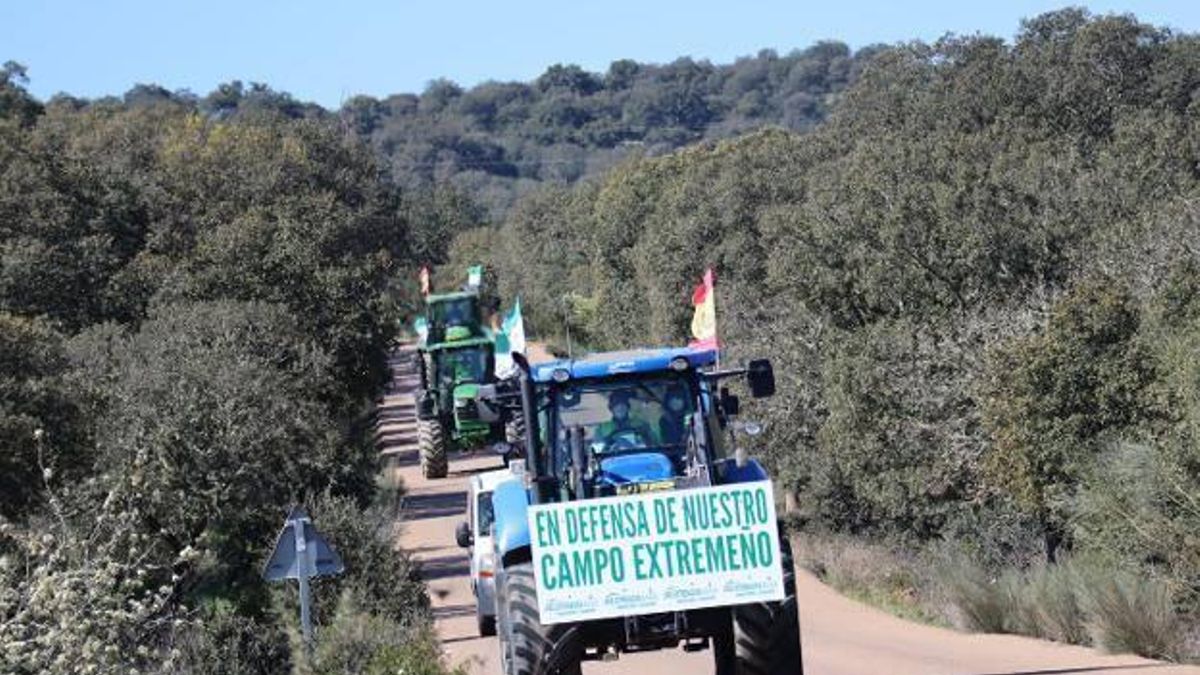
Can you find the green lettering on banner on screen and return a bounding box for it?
[633,502,651,537]
[632,543,647,580]
[572,549,595,586]
[718,492,733,528]
[681,494,699,531]
[652,498,669,535]
[704,535,728,572]
[565,509,579,545]
[739,532,758,568]
[740,490,758,527]
[674,540,692,575]
[754,487,769,525]
[664,496,679,533]
[541,553,558,590]
[555,551,575,587]
[756,531,774,566]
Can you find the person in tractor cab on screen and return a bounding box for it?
[440,349,476,386]
[658,384,691,446]
[594,390,657,450]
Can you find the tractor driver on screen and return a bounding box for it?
[441,349,477,385]
[445,300,467,327]
[594,390,656,451]
[659,384,690,446]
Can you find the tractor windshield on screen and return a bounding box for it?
[553,375,697,457]
[436,346,489,385]
[433,298,476,329]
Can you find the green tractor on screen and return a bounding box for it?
[415,291,506,479]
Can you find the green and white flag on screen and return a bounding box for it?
[467,265,483,290]
[494,297,526,378]
[413,316,429,347]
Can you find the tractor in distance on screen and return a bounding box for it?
[414,290,506,478]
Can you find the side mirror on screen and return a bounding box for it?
[721,387,740,416]
[455,521,472,548]
[747,359,775,398]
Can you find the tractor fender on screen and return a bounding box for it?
[491,476,532,565]
[715,456,770,484]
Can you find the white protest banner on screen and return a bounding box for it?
[527,481,784,624]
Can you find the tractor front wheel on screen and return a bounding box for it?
[714,538,803,675]
[418,418,448,479]
[501,562,582,675]
[506,409,525,445]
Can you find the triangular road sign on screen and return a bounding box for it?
[263,506,345,581]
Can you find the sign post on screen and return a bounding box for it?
[263,506,345,660]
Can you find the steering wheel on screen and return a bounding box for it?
[603,429,651,452]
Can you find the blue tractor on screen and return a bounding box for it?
[476,346,802,675]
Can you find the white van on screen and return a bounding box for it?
[455,468,512,636]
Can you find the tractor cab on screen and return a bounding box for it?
[423,291,487,346]
[527,348,744,499]
[513,347,775,503]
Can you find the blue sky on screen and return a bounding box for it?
[3,1,1198,109]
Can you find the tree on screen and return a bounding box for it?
[0,61,43,126]
[980,281,1160,559]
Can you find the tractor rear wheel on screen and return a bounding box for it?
[714,538,803,675]
[502,562,582,675]
[506,409,525,445]
[418,418,448,479]
[503,410,526,466]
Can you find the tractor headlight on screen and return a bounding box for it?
[669,356,691,372]
[552,368,570,383]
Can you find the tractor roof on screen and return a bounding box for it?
[531,346,717,383]
[426,290,478,303]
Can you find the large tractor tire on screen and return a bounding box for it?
[714,538,803,675]
[506,409,525,445]
[496,566,514,673]
[502,410,526,466]
[500,562,583,675]
[418,418,449,479]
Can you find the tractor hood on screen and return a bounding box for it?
[453,382,480,401]
[596,452,674,486]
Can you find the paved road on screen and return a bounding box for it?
[378,345,1199,675]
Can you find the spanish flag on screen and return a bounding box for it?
[689,268,718,350]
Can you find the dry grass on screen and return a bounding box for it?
[944,561,1015,633]
[792,532,949,627]
[1084,572,1182,661]
[796,533,1193,662]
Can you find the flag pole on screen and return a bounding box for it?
[712,270,720,369]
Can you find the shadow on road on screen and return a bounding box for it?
[421,554,471,581]
[972,665,1175,675]
[382,448,421,467]
[433,603,478,620]
[402,489,466,521]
